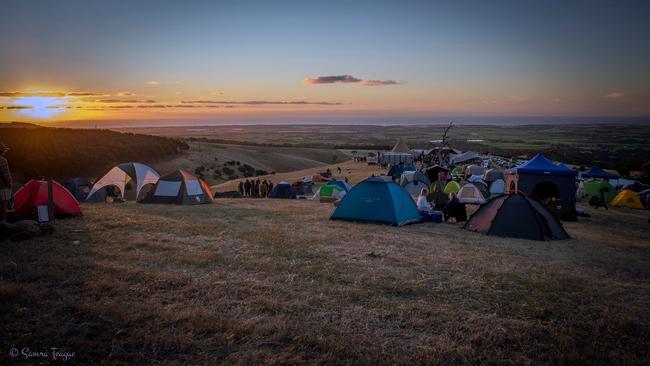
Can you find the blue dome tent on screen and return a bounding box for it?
[331,177,421,226]
[269,181,297,199]
[581,166,619,179]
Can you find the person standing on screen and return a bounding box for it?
[0,143,11,222]
[260,180,268,198]
[238,181,244,196]
[244,179,251,197]
[267,180,273,197]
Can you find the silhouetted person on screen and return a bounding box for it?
[0,142,11,222]
[267,180,273,196]
[260,180,268,198]
[443,192,467,223]
[238,181,244,196]
[244,179,251,197]
[337,166,342,174]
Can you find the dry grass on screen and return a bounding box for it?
[1,187,649,365]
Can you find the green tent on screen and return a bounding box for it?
[431,180,446,192]
[583,180,616,203]
[443,181,461,194]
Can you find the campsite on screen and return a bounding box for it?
[2,1,650,363]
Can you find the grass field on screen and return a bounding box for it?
[1,174,649,364]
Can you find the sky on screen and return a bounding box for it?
[1,0,649,124]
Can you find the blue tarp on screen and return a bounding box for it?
[582,166,619,179]
[507,154,577,176]
[331,177,421,226]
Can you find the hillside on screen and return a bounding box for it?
[1,192,648,364]
[0,124,188,184]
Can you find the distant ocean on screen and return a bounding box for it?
[44,116,650,129]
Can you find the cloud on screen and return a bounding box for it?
[304,75,362,84]
[181,100,343,105]
[91,99,158,103]
[602,91,626,101]
[146,80,160,85]
[304,75,402,86]
[0,105,32,109]
[117,91,136,97]
[360,79,401,86]
[0,91,104,97]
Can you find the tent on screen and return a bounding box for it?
[328,179,352,192]
[451,167,464,176]
[388,164,415,180]
[331,177,420,226]
[427,191,449,209]
[484,169,505,182]
[464,192,570,241]
[623,182,650,193]
[443,181,461,194]
[583,180,616,203]
[402,180,430,196]
[638,189,650,208]
[269,181,297,199]
[87,162,159,201]
[424,165,449,183]
[465,165,484,176]
[467,174,486,185]
[431,180,445,193]
[391,139,411,154]
[313,183,346,200]
[505,154,578,220]
[582,166,619,179]
[610,190,644,209]
[13,180,82,218]
[61,177,93,201]
[292,181,314,196]
[450,151,479,165]
[141,170,212,205]
[489,179,506,196]
[473,181,490,199]
[457,183,486,204]
[400,170,431,187]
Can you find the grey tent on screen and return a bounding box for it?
[141,170,212,205]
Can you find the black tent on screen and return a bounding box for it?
[424,165,449,183]
[141,170,212,205]
[464,192,570,241]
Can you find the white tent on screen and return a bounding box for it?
[451,151,479,165]
[457,183,486,204]
[489,179,506,196]
[87,162,160,201]
[465,165,484,176]
[402,180,429,196]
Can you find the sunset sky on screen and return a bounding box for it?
[1,0,649,123]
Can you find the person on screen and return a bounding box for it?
[260,180,268,198]
[244,179,251,197]
[267,180,273,197]
[442,192,467,223]
[599,188,609,210]
[337,166,342,174]
[238,181,244,196]
[254,179,261,198]
[416,189,433,214]
[0,143,11,222]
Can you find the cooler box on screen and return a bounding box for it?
[431,211,443,223]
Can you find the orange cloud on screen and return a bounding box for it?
[602,91,626,101]
[146,80,160,85]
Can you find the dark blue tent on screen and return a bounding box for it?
[582,166,619,179]
[328,179,351,192]
[387,164,416,180]
[331,177,421,226]
[269,181,297,199]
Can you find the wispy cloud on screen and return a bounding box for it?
[117,91,136,97]
[602,91,626,101]
[181,100,343,105]
[146,80,160,85]
[0,105,33,109]
[0,91,104,97]
[304,75,402,86]
[92,99,158,103]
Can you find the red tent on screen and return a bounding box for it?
[13,180,82,218]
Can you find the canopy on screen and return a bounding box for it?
[506,154,577,176]
[582,166,619,179]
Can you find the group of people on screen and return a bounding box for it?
[238,178,274,198]
[416,189,467,223]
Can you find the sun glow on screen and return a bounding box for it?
[14,96,68,119]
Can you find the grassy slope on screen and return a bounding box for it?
[159,141,350,186]
[1,171,649,364]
